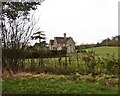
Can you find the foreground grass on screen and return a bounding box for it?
[2,73,118,94]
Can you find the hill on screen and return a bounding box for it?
[85,46,119,57]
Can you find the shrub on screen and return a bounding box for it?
[102,53,119,75]
[81,51,100,78]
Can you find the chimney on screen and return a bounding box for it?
[64,33,66,40]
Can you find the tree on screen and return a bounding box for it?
[1,1,45,73]
[31,31,45,43]
[31,31,46,53]
[1,1,45,49]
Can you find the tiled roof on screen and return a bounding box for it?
[54,37,70,44]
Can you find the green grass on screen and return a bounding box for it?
[3,74,118,94]
[85,46,119,57]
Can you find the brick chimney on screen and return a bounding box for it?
[64,33,66,40]
[64,33,67,45]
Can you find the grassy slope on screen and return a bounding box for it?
[3,74,118,94]
[85,46,119,57]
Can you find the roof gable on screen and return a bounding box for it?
[66,37,75,44]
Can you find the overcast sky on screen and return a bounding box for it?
[30,0,119,45]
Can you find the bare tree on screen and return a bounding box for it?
[1,1,44,49]
[1,1,45,74]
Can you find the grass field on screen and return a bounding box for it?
[84,46,119,57]
[2,73,118,94]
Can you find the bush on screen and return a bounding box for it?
[81,51,99,78]
[102,53,119,75]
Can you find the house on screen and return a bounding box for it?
[49,33,76,55]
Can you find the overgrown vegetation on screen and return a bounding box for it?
[2,45,119,94]
[2,47,119,77]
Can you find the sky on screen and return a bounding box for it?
[30,0,119,45]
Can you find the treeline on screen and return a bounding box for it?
[100,40,120,46]
[76,35,120,51]
[96,35,120,46]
